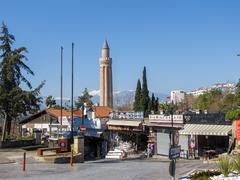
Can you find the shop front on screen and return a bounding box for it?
[179,123,232,157]
[106,112,146,155]
[147,114,184,156]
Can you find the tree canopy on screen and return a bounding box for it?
[45,95,56,108]
[0,23,44,140]
[133,66,156,117]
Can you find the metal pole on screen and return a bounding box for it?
[171,101,174,146]
[171,103,175,180]
[22,152,26,172]
[60,47,63,134]
[71,43,74,143]
[70,149,73,166]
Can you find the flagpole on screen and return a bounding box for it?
[71,43,74,143]
[60,47,63,133]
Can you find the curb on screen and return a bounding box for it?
[0,159,16,164]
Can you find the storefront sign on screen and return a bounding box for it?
[107,125,141,131]
[149,115,184,124]
[109,112,144,120]
[169,146,181,159]
[236,120,240,140]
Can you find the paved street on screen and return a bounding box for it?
[0,155,217,180]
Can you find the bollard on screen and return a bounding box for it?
[70,149,73,167]
[22,152,26,172]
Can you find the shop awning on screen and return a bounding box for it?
[179,124,232,136]
[107,120,142,127]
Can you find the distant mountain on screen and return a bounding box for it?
[39,90,168,110]
[89,90,168,107]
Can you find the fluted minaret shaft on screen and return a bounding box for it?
[99,40,113,107]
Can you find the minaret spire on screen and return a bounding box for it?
[99,39,113,108]
[102,39,109,49]
[101,39,110,58]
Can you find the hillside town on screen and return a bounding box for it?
[1,1,240,180]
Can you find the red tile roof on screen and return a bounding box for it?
[94,106,112,118]
[47,106,112,118]
[47,108,83,117]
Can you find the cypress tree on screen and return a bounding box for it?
[154,97,159,114]
[133,79,142,111]
[141,66,150,117]
[151,93,155,112]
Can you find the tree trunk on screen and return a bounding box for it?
[1,112,7,142]
[5,115,12,139]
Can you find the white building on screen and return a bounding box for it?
[188,82,236,97]
[170,90,186,104]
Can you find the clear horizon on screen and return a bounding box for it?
[1,1,240,99]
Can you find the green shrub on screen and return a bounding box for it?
[218,156,233,177]
[190,170,220,180]
[233,154,240,174]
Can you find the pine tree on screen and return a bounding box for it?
[141,66,150,117]
[0,23,44,140]
[75,88,93,109]
[133,79,142,111]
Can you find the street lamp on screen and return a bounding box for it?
[168,101,176,180]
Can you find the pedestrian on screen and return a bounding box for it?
[150,143,154,157]
[147,143,151,158]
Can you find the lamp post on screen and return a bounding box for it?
[169,101,176,180]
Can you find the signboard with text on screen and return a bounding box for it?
[109,112,144,120]
[169,146,181,160]
[149,115,184,125]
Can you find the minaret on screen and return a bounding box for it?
[99,40,113,107]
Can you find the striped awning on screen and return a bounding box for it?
[179,124,232,136]
[107,120,142,127]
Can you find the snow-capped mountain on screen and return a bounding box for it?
[89,90,168,107]
[40,90,168,110]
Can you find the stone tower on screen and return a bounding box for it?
[99,40,113,107]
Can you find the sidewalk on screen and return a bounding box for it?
[0,156,15,164]
[0,148,36,164]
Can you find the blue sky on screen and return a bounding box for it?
[0,0,240,98]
